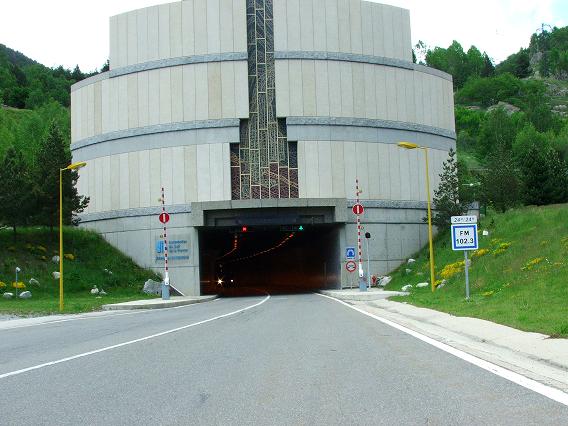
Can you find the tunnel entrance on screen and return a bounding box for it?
[199,218,341,296]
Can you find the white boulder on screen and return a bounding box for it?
[143,279,162,295]
[52,256,60,263]
[416,282,429,288]
[99,289,107,296]
[19,291,32,299]
[29,278,40,286]
[52,271,60,280]
[378,276,392,287]
[3,292,14,299]
[405,269,412,274]
[401,284,413,292]
[90,286,99,295]
[407,258,416,264]
[437,279,447,288]
[482,230,489,236]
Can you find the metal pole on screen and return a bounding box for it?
[465,251,470,300]
[366,237,370,289]
[423,148,436,292]
[15,268,18,299]
[59,168,64,311]
[161,187,170,300]
[355,179,366,292]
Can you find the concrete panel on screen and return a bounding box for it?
[339,62,353,117]
[384,67,397,121]
[117,13,128,68]
[170,2,183,59]
[363,64,376,119]
[234,62,249,118]
[349,0,362,54]
[128,151,140,208]
[325,0,339,53]
[194,0,208,55]
[209,143,224,201]
[304,141,319,198]
[318,141,333,198]
[110,155,120,210]
[352,63,365,118]
[95,157,103,213]
[221,61,236,118]
[422,74,433,128]
[312,0,327,51]
[118,76,128,130]
[137,8,148,64]
[159,68,172,124]
[392,8,404,60]
[137,68,149,128]
[182,65,196,121]
[147,6,160,61]
[127,11,138,66]
[398,144,411,201]
[195,63,209,120]
[361,2,373,56]
[301,60,316,116]
[148,69,160,126]
[297,141,307,198]
[401,9,412,62]
[314,61,330,117]
[233,0,247,52]
[404,70,416,123]
[109,16,118,69]
[87,84,94,138]
[387,144,401,200]
[343,141,357,197]
[119,152,130,210]
[395,69,407,122]
[328,61,341,117]
[286,0,301,51]
[80,87,88,138]
[149,149,161,207]
[372,3,384,57]
[275,60,290,117]
[408,148,420,201]
[273,0,288,51]
[355,142,369,199]
[367,143,380,199]
[160,148,173,203]
[102,156,111,211]
[196,144,211,201]
[171,66,183,123]
[207,62,222,119]
[222,143,231,200]
[172,146,185,204]
[138,150,151,207]
[220,0,234,53]
[158,4,170,59]
[413,72,424,126]
[184,145,198,202]
[337,0,351,53]
[300,0,314,51]
[288,60,303,116]
[382,5,394,59]
[207,0,221,54]
[182,0,195,56]
[127,74,138,129]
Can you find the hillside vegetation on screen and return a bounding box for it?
[0,227,160,314]
[385,204,568,338]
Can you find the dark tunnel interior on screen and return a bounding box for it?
[199,225,341,296]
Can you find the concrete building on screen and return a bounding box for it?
[71,0,455,295]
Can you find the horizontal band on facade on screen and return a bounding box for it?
[71,53,248,92]
[71,119,240,152]
[274,51,453,82]
[287,117,456,140]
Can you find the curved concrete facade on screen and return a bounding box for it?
[72,0,455,295]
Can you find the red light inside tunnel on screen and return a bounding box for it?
[241,226,248,233]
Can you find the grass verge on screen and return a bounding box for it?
[384,204,568,338]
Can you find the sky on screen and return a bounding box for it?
[0,0,567,72]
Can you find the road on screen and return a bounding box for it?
[0,293,567,425]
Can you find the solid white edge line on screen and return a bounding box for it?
[316,293,568,407]
[0,294,270,381]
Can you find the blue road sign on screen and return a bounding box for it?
[451,224,478,251]
[345,247,356,259]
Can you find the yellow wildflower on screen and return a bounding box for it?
[521,257,545,271]
[36,245,47,253]
[439,261,465,279]
[12,282,26,289]
[64,253,75,261]
[482,290,494,297]
[0,282,6,288]
[472,248,489,259]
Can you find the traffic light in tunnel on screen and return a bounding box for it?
[241,226,248,233]
[298,225,304,231]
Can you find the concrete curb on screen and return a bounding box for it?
[319,289,408,301]
[102,295,218,311]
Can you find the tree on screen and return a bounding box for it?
[431,149,470,228]
[33,121,89,230]
[0,145,33,238]
[481,143,522,213]
[478,107,519,156]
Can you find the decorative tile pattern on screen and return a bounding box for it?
[231,0,299,200]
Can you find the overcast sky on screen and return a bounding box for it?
[0,0,566,72]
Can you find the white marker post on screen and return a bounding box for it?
[353,180,366,292]
[159,187,171,300]
[451,215,478,300]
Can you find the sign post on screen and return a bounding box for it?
[159,187,171,300]
[354,180,366,292]
[451,216,478,300]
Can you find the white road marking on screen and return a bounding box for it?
[317,293,568,407]
[0,295,270,380]
[0,298,219,331]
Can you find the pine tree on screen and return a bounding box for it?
[431,148,470,228]
[520,144,568,205]
[0,145,33,238]
[33,121,89,229]
[481,143,522,212]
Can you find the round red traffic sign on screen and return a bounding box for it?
[352,203,364,215]
[345,260,357,273]
[159,212,170,224]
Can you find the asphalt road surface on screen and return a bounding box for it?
[0,293,567,425]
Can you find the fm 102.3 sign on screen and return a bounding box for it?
[451,216,478,251]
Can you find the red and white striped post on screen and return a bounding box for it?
[160,187,170,300]
[355,179,366,291]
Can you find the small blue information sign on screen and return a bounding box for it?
[451,224,478,251]
[345,247,356,260]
